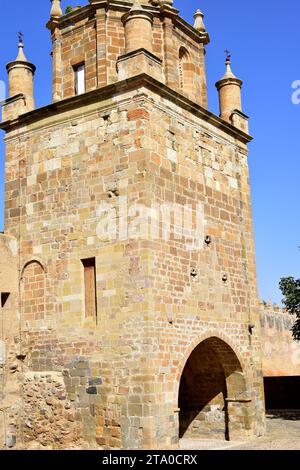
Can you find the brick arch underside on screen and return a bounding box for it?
[178,337,247,440]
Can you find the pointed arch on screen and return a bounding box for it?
[176,331,247,384]
[20,258,46,279]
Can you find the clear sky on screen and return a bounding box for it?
[0,0,299,304]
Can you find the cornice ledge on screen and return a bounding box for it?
[1,74,252,144]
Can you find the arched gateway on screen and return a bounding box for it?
[178,337,252,441]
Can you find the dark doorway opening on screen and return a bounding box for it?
[178,337,246,441]
[264,376,300,410]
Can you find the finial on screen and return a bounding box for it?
[225,49,231,65]
[194,9,206,32]
[50,0,63,19]
[16,32,28,62]
[18,31,24,46]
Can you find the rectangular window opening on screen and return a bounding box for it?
[1,293,10,309]
[82,258,97,321]
[74,63,86,95]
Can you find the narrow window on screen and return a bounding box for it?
[178,47,190,91]
[82,258,97,320]
[179,53,184,89]
[1,293,10,308]
[74,64,85,95]
[179,47,186,90]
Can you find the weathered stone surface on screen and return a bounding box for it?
[260,303,300,377]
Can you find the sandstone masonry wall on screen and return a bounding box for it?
[1,81,264,447]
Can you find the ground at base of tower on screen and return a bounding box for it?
[181,413,300,450]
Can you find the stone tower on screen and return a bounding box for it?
[0,0,265,449]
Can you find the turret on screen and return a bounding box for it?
[216,52,243,122]
[215,51,249,133]
[2,34,36,122]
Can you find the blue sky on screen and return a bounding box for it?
[0,0,299,304]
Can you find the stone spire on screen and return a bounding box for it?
[50,0,63,19]
[215,51,243,123]
[15,32,28,62]
[194,9,206,32]
[220,50,240,80]
[7,33,36,72]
